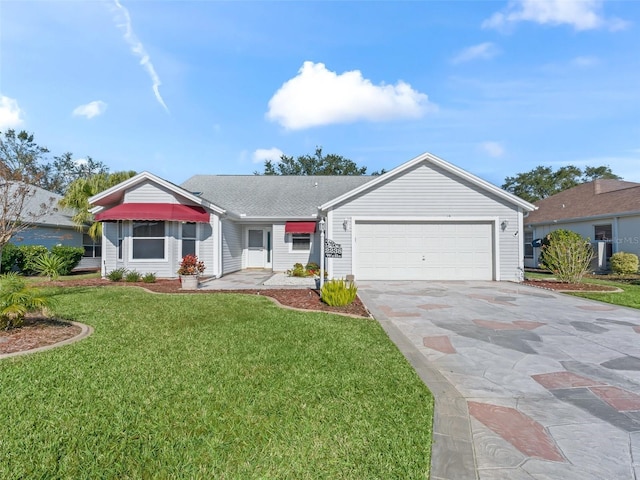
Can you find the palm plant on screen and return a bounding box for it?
[59,171,137,240]
[0,273,55,329]
[32,252,65,280]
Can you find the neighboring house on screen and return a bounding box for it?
[89,152,536,282]
[9,184,101,271]
[524,179,640,270]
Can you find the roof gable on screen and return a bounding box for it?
[320,152,536,211]
[88,171,225,216]
[526,179,640,225]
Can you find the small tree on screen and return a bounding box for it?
[539,229,594,283]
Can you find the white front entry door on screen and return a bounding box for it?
[246,228,272,268]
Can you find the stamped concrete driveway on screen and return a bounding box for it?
[358,281,640,480]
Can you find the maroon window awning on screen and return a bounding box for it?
[94,203,210,223]
[285,221,316,234]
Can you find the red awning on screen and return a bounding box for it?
[94,203,210,223]
[285,221,316,234]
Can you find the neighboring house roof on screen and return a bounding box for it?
[180,175,373,218]
[525,179,640,226]
[320,152,536,211]
[9,183,77,228]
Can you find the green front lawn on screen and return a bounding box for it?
[569,277,640,309]
[0,287,433,479]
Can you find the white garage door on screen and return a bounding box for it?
[356,221,494,280]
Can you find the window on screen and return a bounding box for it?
[117,221,123,260]
[83,234,102,258]
[524,231,533,258]
[594,224,613,259]
[182,222,197,258]
[132,221,165,259]
[291,233,311,251]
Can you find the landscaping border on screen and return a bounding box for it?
[0,321,94,360]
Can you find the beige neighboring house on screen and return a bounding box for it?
[524,179,640,270]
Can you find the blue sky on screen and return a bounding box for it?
[1,0,639,187]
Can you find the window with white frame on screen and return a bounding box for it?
[524,231,533,258]
[117,221,123,260]
[132,221,165,259]
[182,222,197,258]
[291,233,311,251]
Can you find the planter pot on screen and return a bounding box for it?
[180,275,199,290]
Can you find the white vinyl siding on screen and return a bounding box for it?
[272,223,321,272]
[356,221,494,280]
[222,219,242,274]
[327,163,522,281]
[123,181,180,203]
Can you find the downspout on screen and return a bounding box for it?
[217,216,223,278]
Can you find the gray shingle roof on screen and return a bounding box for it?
[8,183,77,227]
[180,175,374,218]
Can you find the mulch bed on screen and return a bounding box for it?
[0,316,82,355]
[1,279,370,356]
[522,279,620,292]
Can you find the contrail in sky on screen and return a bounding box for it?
[112,0,169,112]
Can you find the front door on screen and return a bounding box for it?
[246,228,272,268]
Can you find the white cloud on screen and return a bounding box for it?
[266,61,432,130]
[112,0,169,112]
[480,141,505,158]
[0,95,24,129]
[570,56,599,68]
[252,148,284,164]
[483,0,628,31]
[451,42,500,64]
[72,100,107,119]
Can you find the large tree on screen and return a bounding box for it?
[42,153,109,195]
[0,130,54,271]
[258,147,371,176]
[60,171,137,239]
[502,165,621,203]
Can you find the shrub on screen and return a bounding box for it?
[142,272,157,283]
[610,252,639,275]
[125,270,142,282]
[51,245,84,275]
[0,273,55,330]
[289,263,307,277]
[321,279,358,307]
[1,244,20,274]
[32,253,65,280]
[177,255,205,276]
[539,229,594,283]
[16,245,49,276]
[107,268,127,282]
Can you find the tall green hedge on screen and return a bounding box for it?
[1,244,84,276]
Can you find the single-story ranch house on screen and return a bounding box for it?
[89,152,536,282]
[524,179,640,270]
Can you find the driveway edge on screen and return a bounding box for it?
[358,290,478,480]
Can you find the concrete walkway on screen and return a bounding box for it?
[198,270,316,290]
[358,281,640,480]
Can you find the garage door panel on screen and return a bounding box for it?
[356,221,494,281]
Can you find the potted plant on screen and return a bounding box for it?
[177,254,205,290]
